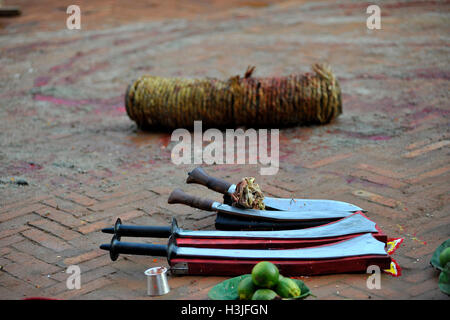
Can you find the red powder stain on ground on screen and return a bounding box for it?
[94,105,126,115]
[7,161,43,175]
[159,134,172,149]
[368,135,392,141]
[34,94,90,106]
[33,76,51,87]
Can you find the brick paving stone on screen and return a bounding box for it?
[350,170,408,189]
[80,204,137,223]
[407,278,441,298]
[267,179,302,193]
[403,268,437,285]
[335,286,372,300]
[0,203,47,223]
[351,189,401,209]
[356,163,406,180]
[28,219,82,241]
[21,229,73,252]
[77,220,111,235]
[78,255,112,272]
[3,264,59,289]
[405,165,450,184]
[416,214,450,236]
[11,240,64,264]
[42,198,94,218]
[310,282,350,299]
[0,272,44,299]
[0,226,30,240]
[63,249,106,266]
[0,213,42,232]
[4,251,61,273]
[260,184,294,198]
[77,209,145,234]
[0,199,44,216]
[60,192,98,207]
[303,153,353,169]
[403,140,450,159]
[88,191,154,212]
[44,265,117,296]
[34,206,84,228]
[53,277,113,300]
[0,234,26,248]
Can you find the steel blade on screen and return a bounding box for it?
[263,197,364,212]
[178,213,377,239]
[176,233,386,260]
[226,185,364,212]
[212,202,353,221]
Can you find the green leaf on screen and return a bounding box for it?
[282,279,312,300]
[438,265,450,295]
[208,274,250,300]
[430,239,450,271]
[208,274,311,300]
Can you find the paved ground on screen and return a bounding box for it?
[0,0,449,300]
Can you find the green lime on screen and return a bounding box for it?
[275,276,301,298]
[251,261,280,288]
[251,288,279,300]
[439,247,450,268]
[237,277,256,300]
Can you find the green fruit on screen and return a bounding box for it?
[251,288,279,300]
[439,247,450,268]
[237,277,256,300]
[275,277,301,298]
[251,261,280,288]
[440,269,449,283]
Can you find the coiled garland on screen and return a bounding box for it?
[125,63,342,130]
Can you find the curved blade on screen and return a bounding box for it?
[212,202,353,221]
[176,233,387,260]
[263,197,364,212]
[178,213,377,239]
[226,184,365,212]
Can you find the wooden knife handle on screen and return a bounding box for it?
[168,188,215,211]
[186,167,233,195]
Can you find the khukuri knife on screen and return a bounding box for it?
[168,189,356,222]
[186,167,365,212]
[101,213,386,249]
[100,233,391,276]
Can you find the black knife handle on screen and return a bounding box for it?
[102,225,172,238]
[186,167,233,195]
[168,188,215,211]
[100,235,168,261]
[101,218,178,238]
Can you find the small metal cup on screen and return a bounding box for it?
[145,266,170,296]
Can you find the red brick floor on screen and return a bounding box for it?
[0,0,449,300]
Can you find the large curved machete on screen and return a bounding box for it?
[168,189,354,222]
[186,167,364,212]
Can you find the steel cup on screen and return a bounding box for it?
[145,266,170,296]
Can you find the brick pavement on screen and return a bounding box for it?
[0,0,449,300]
